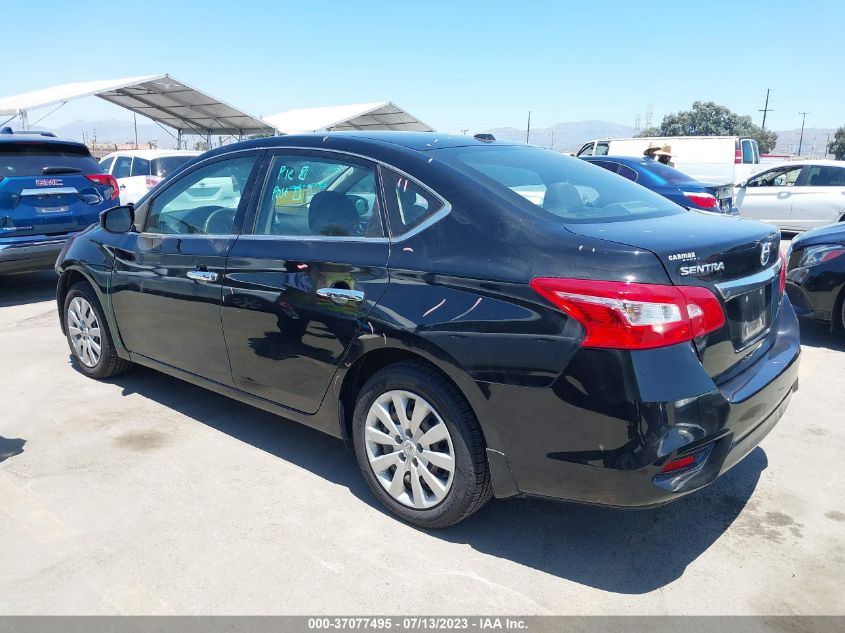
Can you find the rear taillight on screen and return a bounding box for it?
[779,251,786,294]
[530,278,726,350]
[683,192,718,209]
[734,146,742,164]
[86,173,119,200]
[145,176,162,189]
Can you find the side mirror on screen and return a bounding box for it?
[737,181,747,188]
[100,205,134,233]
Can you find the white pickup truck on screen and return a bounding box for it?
[99,150,200,205]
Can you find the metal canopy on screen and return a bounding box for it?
[0,74,275,136]
[262,101,434,134]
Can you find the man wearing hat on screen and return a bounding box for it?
[643,142,662,160]
[656,145,674,167]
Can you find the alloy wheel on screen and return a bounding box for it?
[364,389,455,509]
[67,297,102,368]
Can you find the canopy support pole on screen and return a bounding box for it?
[177,129,182,150]
[206,130,211,150]
[19,110,29,130]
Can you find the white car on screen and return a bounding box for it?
[577,136,760,185]
[99,150,200,205]
[735,160,845,232]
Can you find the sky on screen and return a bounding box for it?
[1,0,842,134]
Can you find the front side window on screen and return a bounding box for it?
[145,155,256,235]
[130,157,150,177]
[438,145,682,224]
[381,168,444,235]
[253,154,382,238]
[112,156,132,179]
[593,142,609,156]
[151,155,193,178]
[747,166,802,187]
[100,156,114,172]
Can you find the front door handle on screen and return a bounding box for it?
[187,270,218,283]
[777,191,791,199]
[317,287,364,305]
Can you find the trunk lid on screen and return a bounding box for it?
[564,212,782,380]
[0,141,112,238]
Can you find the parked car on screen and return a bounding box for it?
[785,222,845,331]
[99,149,199,205]
[581,155,736,213]
[55,132,799,528]
[735,160,845,232]
[577,136,760,185]
[0,128,118,274]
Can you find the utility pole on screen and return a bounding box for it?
[550,129,555,150]
[133,113,139,149]
[526,110,531,145]
[759,89,773,130]
[797,112,810,156]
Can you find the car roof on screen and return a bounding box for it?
[0,131,87,148]
[756,159,844,170]
[102,149,201,160]
[204,131,522,156]
[582,155,648,165]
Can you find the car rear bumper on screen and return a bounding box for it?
[0,233,75,273]
[476,297,801,507]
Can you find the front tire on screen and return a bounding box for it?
[352,361,491,528]
[64,282,133,379]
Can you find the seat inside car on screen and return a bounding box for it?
[308,191,360,236]
[543,182,584,214]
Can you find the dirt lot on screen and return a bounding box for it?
[1,269,843,615]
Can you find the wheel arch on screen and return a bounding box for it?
[56,266,97,334]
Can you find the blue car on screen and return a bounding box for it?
[581,155,736,214]
[0,128,118,274]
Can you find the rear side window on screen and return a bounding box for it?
[741,139,758,164]
[0,142,100,177]
[380,168,445,236]
[616,164,638,182]
[253,154,383,238]
[130,157,150,177]
[804,165,845,187]
[112,156,131,179]
[151,156,192,178]
[438,145,682,224]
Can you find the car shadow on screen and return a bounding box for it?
[0,271,58,307]
[798,318,845,352]
[108,365,765,595]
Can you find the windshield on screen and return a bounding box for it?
[0,142,101,177]
[437,145,684,223]
[150,155,194,178]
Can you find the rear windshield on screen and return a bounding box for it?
[151,155,193,178]
[437,145,684,223]
[635,160,697,184]
[0,142,101,177]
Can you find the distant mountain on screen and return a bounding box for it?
[484,120,637,152]
[49,119,175,146]
[769,127,836,156]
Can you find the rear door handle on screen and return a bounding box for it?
[317,287,364,305]
[187,270,218,283]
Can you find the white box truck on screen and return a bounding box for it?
[576,136,761,185]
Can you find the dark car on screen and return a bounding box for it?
[785,222,845,331]
[0,128,118,274]
[55,133,799,528]
[581,155,736,214]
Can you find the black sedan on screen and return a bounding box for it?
[55,133,799,528]
[786,222,845,331]
[581,155,736,214]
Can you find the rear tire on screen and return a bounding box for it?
[64,282,133,379]
[352,361,492,528]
